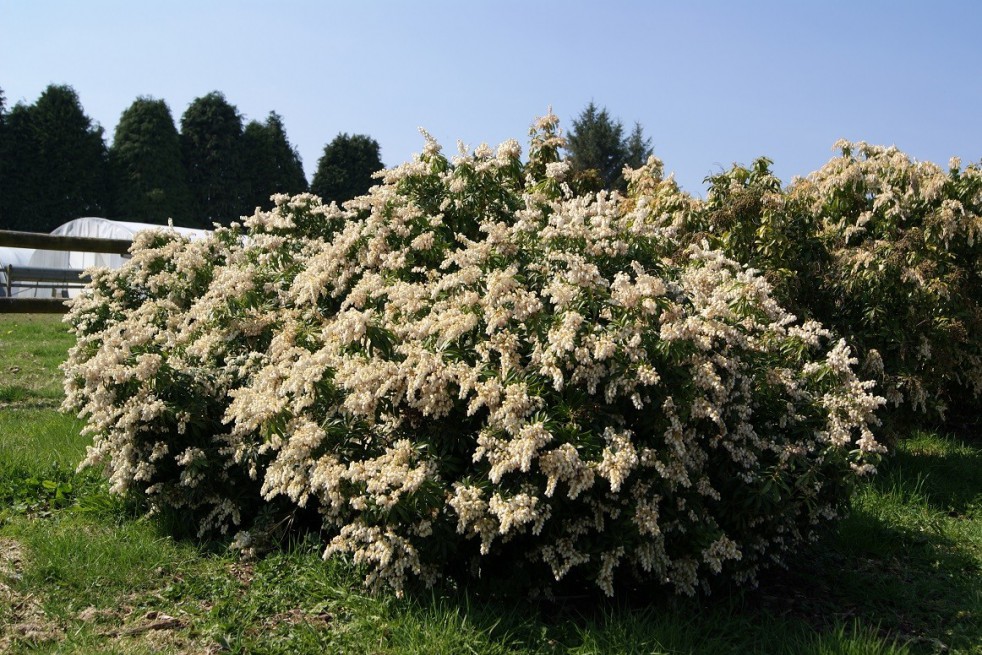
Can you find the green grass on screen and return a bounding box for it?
[745,432,981,654]
[0,313,75,405]
[0,408,88,471]
[0,314,978,654]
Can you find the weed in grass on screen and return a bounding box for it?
[0,406,111,526]
[0,469,76,518]
[0,385,32,403]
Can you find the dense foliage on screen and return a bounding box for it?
[108,97,193,226]
[311,133,385,205]
[64,116,884,598]
[0,85,109,231]
[694,146,982,430]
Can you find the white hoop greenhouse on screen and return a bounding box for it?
[1,218,210,298]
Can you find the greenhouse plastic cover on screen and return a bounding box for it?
[1,217,210,297]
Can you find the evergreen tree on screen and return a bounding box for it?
[109,97,193,226]
[1,85,109,232]
[180,91,246,227]
[624,121,654,170]
[0,104,34,230]
[241,111,308,212]
[565,102,652,193]
[311,133,384,205]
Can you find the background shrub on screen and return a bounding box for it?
[797,143,982,428]
[673,145,982,433]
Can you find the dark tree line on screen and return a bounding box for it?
[110,97,193,225]
[0,84,386,231]
[0,84,648,232]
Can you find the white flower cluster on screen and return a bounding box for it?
[62,226,269,535]
[64,116,884,597]
[790,142,982,422]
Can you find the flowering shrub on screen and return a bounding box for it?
[791,143,982,425]
[64,115,884,597]
[679,146,982,429]
[695,158,827,321]
[62,227,283,534]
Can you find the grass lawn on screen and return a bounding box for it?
[1,313,978,654]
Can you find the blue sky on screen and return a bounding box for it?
[2,0,980,195]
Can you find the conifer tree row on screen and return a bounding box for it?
[0,88,647,230]
[0,85,380,230]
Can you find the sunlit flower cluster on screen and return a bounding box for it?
[64,115,883,597]
[690,145,982,430]
[792,142,982,423]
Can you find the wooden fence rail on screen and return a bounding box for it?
[0,229,132,254]
[0,229,132,314]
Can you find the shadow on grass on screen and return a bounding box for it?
[748,434,981,654]
[878,435,982,518]
[378,432,979,654]
[192,536,889,655]
[753,523,977,652]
